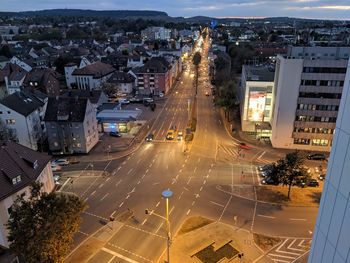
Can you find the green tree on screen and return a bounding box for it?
[7,182,87,263]
[277,151,309,199]
[0,45,12,58]
[192,51,202,94]
[216,80,237,120]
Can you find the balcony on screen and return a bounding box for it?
[292,132,333,140]
[294,121,336,129]
[299,85,343,94]
[298,97,340,105]
[296,109,338,118]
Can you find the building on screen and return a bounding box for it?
[61,89,109,111]
[239,65,275,138]
[271,46,350,151]
[141,27,171,40]
[1,63,28,94]
[308,58,350,263]
[106,72,136,94]
[24,68,61,96]
[0,141,54,248]
[0,91,47,151]
[66,61,115,90]
[44,97,98,155]
[131,57,171,95]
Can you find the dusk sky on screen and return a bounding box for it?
[1,0,350,20]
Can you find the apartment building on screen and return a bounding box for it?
[308,58,350,263]
[271,46,350,151]
[239,65,275,138]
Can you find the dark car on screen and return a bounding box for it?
[239,142,252,150]
[261,177,279,185]
[109,131,121,137]
[307,153,326,160]
[307,179,319,187]
[145,134,154,142]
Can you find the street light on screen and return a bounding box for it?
[146,189,173,263]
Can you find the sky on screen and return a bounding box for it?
[1,0,350,20]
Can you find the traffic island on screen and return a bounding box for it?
[253,233,281,252]
[162,217,263,263]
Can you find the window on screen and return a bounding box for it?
[312,139,329,146]
[7,111,11,114]
[294,138,310,145]
[6,119,15,124]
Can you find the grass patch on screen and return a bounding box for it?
[253,233,281,252]
[256,185,322,206]
[178,216,214,235]
[193,241,239,263]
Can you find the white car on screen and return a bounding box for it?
[159,92,164,98]
[51,164,62,171]
[53,158,69,166]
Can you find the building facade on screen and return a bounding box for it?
[44,97,98,155]
[308,58,350,263]
[239,65,275,138]
[271,46,350,151]
[0,141,54,248]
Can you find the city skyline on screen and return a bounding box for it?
[1,0,350,20]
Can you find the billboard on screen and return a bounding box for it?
[248,91,266,121]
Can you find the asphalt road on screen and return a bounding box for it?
[60,34,318,263]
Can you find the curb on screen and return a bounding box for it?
[216,185,320,208]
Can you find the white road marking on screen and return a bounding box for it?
[146,169,149,173]
[187,177,192,185]
[175,174,179,180]
[255,167,261,186]
[210,201,224,207]
[98,184,104,188]
[290,218,307,221]
[257,214,275,219]
[137,181,141,185]
[115,179,122,187]
[218,195,232,221]
[84,197,88,202]
[186,209,191,215]
[179,169,183,173]
[182,164,185,168]
[122,161,126,165]
[119,202,124,208]
[208,169,211,173]
[127,156,131,161]
[141,219,147,226]
[287,239,304,252]
[90,190,96,196]
[199,186,203,191]
[117,166,121,172]
[60,178,71,190]
[192,201,195,206]
[149,163,153,168]
[268,253,295,259]
[198,158,201,163]
[257,151,266,159]
[137,159,141,164]
[155,222,163,234]
[101,247,140,263]
[127,168,133,175]
[126,194,130,200]
[106,177,111,182]
[156,201,160,207]
[194,167,197,173]
[169,206,175,215]
[203,180,206,185]
[100,193,109,201]
[104,160,112,170]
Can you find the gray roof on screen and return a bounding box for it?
[0,141,51,201]
[44,97,88,122]
[243,65,275,82]
[61,90,106,104]
[107,72,135,84]
[0,91,44,117]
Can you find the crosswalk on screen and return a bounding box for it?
[216,143,239,162]
[267,238,311,263]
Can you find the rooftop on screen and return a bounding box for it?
[44,97,89,122]
[243,65,275,82]
[72,61,115,78]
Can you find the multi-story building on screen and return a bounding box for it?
[0,91,47,151]
[131,57,171,95]
[44,97,98,155]
[1,63,28,95]
[141,27,171,40]
[24,68,61,96]
[65,61,115,90]
[239,65,275,138]
[0,141,54,248]
[271,46,350,151]
[308,58,350,263]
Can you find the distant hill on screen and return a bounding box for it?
[0,9,169,19]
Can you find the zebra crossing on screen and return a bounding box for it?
[216,143,239,162]
[267,238,311,263]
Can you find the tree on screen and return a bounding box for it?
[0,45,12,58]
[192,51,202,94]
[7,182,87,263]
[216,80,237,120]
[276,151,309,199]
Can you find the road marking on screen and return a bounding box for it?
[155,222,163,234]
[127,168,133,175]
[124,224,166,239]
[185,159,188,163]
[137,180,141,185]
[126,194,130,200]
[268,253,296,259]
[153,182,160,185]
[198,158,201,163]
[156,201,160,207]
[127,187,136,195]
[179,169,183,173]
[183,187,189,191]
[117,166,121,172]
[115,179,122,187]
[105,177,111,182]
[83,211,108,221]
[90,190,96,196]
[122,161,126,165]
[169,206,175,215]
[218,195,232,221]
[146,169,149,173]
[255,167,261,186]
[257,214,276,219]
[208,168,211,173]
[119,202,124,208]
[104,160,112,171]
[127,156,131,161]
[149,163,153,168]
[287,239,305,252]
[194,167,197,173]
[137,159,141,164]
[141,219,147,225]
[211,163,214,168]
[187,177,192,185]
[100,193,109,201]
[182,164,185,168]
[186,209,191,215]
[59,178,71,191]
[103,245,151,263]
[84,197,88,202]
[290,218,307,221]
[175,174,179,180]
[199,186,203,191]
[203,180,206,185]
[257,151,266,159]
[210,201,224,207]
[141,174,145,179]
[192,201,195,206]
[98,184,104,188]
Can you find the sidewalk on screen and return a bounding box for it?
[161,221,264,263]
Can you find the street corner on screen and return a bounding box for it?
[164,216,263,263]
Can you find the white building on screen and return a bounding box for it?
[271,46,350,152]
[308,58,350,263]
[239,65,275,138]
[141,27,171,40]
[0,141,55,248]
[0,91,47,151]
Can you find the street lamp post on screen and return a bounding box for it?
[162,189,173,263]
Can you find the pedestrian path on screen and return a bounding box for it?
[267,238,311,263]
[216,143,239,162]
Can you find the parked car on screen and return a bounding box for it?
[109,131,122,137]
[205,91,210,96]
[261,177,279,185]
[69,158,80,164]
[318,174,326,181]
[307,179,319,187]
[53,158,69,166]
[145,134,154,142]
[159,92,164,98]
[239,143,252,150]
[307,153,326,160]
[53,174,61,183]
[51,164,62,172]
